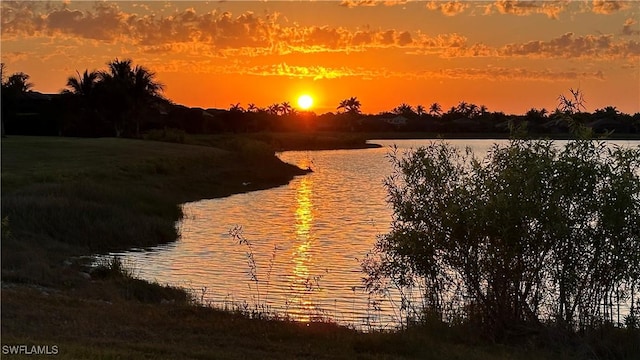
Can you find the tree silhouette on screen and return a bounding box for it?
[99,58,164,137]
[65,70,100,97]
[63,70,103,135]
[267,103,282,115]
[280,101,293,115]
[337,96,361,114]
[416,104,425,116]
[429,102,442,116]
[393,103,414,117]
[1,68,34,136]
[229,103,245,112]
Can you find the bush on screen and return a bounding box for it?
[363,138,640,339]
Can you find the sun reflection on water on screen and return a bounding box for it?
[288,175,320,322]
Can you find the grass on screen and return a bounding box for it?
[1,136,306,286]
[2,134,637,359]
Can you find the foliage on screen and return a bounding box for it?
[364,137,640,339]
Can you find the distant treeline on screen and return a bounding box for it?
[2,60,639,138]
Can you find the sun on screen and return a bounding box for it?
[297,94,313,110]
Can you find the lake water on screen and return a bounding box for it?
[108,139,639,329]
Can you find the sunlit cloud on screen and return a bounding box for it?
[500,32,640,59]
[591,0,631,14]
[339,0,408,7]
[426,1,469,16]
[622,18,640,36]
[177,61,606,83]
[0,51,32,63]
[484,0,569,19]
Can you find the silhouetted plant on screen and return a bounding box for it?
[364,136,640,339]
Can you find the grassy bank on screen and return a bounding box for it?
[2,135,637,359]
[1,136,307,285]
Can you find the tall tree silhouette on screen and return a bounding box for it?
[63,70,103,135]
[280,101,293,115]
[337,97,361,114]
[99,58,164,137]
[1,68,34,136]
[429,102,442,117]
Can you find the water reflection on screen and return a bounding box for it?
[289,176,318,321]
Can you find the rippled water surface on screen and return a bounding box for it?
[110,139,639,327]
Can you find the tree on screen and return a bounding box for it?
[99,58,164,137]
[1,68,34,136]
[429,102,442,117]
[247,103,258,113]
[229,103,245,112]
[364,137,640,338]
[65,70,100,97]
[416,105,425,116]
[337,97,361,114]
[267,103,282,115]
[63,70,103,135]
[393,103,415,117]
[280,101,293,115]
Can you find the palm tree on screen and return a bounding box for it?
[280,101,293,115]
[247,103,258,113]
[99,58,164,137]
[2,72,33,95]
[65,70,100,97]
[267,103,282,115]
[393,103,414,117]
[416,104,425,116]
[63,70,102,135]
[1,70,34,136]
[429,102,442,117]
[337,97,361,114]
[229,103,244,112]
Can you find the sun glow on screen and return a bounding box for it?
[297,94,313,110]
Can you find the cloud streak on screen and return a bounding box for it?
[183,62,606,82]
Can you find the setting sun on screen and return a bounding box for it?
[297,95,313,110]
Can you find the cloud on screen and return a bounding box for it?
[500,32,640,59]
[339,0,378,8]
[622,18,640,36]
[426,1,469,16]
[591,0,631,14]
[424,67,606,81]
[0,51,32,63]
[339,0,408,7]
[181,61,606,83]
[2,2,637,63]
[486,1,569,19]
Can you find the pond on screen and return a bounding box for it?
[106,139,639,329]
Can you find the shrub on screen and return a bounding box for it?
[363,138,640,339]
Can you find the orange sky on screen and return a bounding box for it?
[1,1,639,114]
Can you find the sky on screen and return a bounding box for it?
[1,0,639,115]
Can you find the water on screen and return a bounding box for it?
[107,139,639,328]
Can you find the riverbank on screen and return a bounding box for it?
[2,135,636,359]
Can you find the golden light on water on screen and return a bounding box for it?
[290,176,317,321]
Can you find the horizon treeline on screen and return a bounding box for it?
[2,59,639,138]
